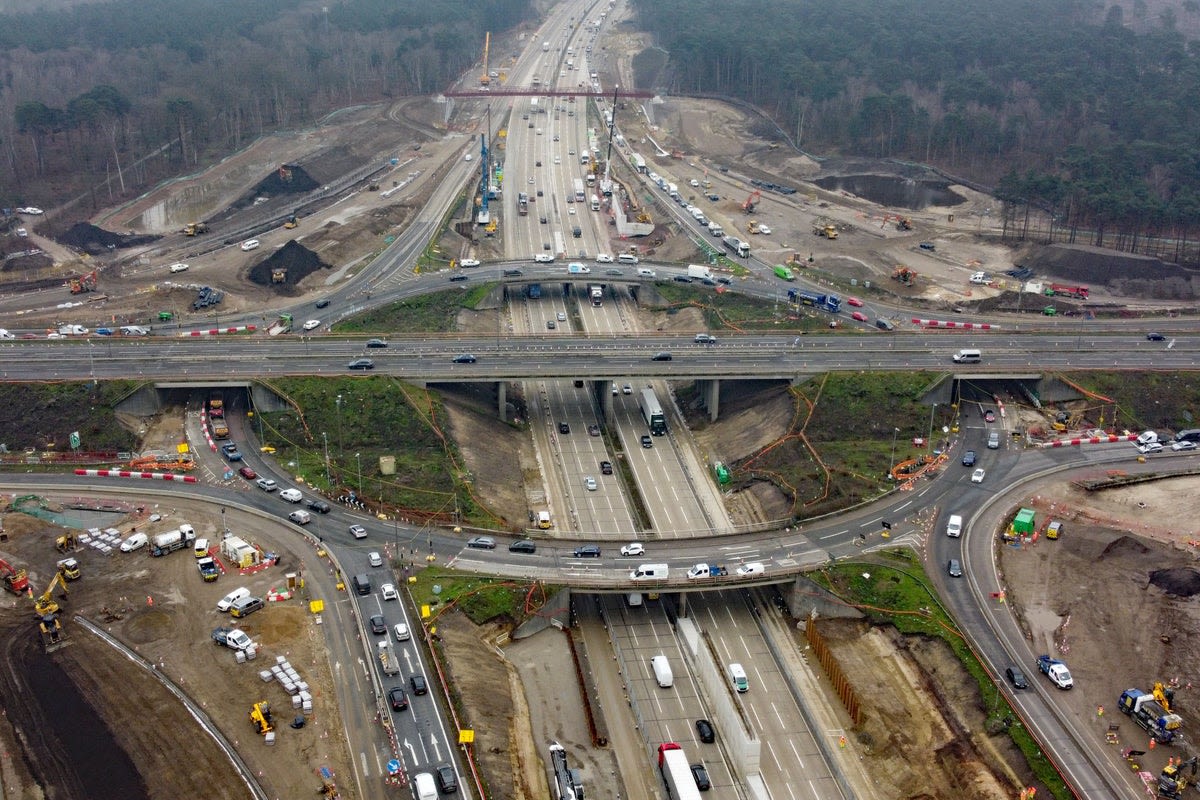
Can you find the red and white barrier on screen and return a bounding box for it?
[75,469,198,482]
[912,318,1000,330]
[200,411,217,451]
[1042,434,1138,448]
[184,324,257,336]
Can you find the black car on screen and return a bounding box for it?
[673,275,694,283]
[503,269,523,277]
[410,674,428,695]
[690,763,711,792]
[1147,332,1166,341]
[315,298,331,309]
[600,460,613,475]
[509,539,537,554]
[641,435,653,448]
[366,338,388,348]
[347,358,375,370]
[449,274,469,282]
[947,559,963,578]
[547,320,556,329]
[369,614,387,635]
[436,764,458,794]
[388,686,409,711]
[452,354,477,364]
[466,536,496,550]
[559,422,570,434]
[695,719,715,743]
[1006,666,1029,689]
[573,545,601,558]
[307,499,332,514]
[961,450,977,467]
[651,352,673,361]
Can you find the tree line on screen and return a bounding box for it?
[1,0,532,209]
[630,0,1200,262]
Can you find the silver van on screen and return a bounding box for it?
[952,348,982,363]
[229,596,264,618]
[617,253,639,264]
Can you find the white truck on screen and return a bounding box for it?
[707,221,723,237]
[378,639,400,675]
[57,324,89,336]
[212,626,253,651]
[687,264,714,281]
[151,524,196,557]
[687,563,729,580]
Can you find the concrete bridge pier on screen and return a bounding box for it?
[497,381,506,421]
[697,378,720,422]
[597,379,615,420]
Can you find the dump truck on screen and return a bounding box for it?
[814,223,839,239]
[377,639,400,675]
[212,626,253,651]
[197,557,220,582]
[1119,688,1183,744]
[1036,655,1073,689]
[183,222,208,236]
[267,314,293,336]
[211,417,230,439]
[1046,283,1089,299]
[686,563,728,580]
[151,525,196,557]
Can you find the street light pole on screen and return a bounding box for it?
[355,452,362,497]
[889,427,900,479]
[928,404,937,449]
[335,394,343,453]
[322,432,330,486]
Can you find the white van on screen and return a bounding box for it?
[193,538,210,558]
[729,662,749,693]
[288,509,312,525]
[629,563,669,581]
[617,253,639,264]
[637,267,656,278]
[537,510,552,529]
[651,655,674,687]
[952,349,982,364]
[946,514,963,538]
[626,592,643,607]
[413,772,437,800]
[216,586,251,612]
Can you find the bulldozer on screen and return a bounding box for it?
[1159,756,1198,799]
[251,702,274,735]
[271,267,288,284]
[892,266,917,286]
[747,220,762,235]
[183,222,208,236]
[896,217,913,231]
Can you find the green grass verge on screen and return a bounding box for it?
[810,553,1070,800]
[648,282,833,333]
[407,565,550,626]
[333,286,495,334]
[0,380,141,455]
[1070,372,1200,432]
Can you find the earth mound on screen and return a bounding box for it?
[1097,535,1151,561]
[247,240,330,292]
[58,222,159,254]
[235,164,320,210]
[1149,567,1200,597]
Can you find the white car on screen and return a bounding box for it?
[584,476,597,491]
[689,179,700,187]
[279,488,303,503]
[394,623,411,642]
[168,262,189,273]
[216,586,251,612]
[971,468,986,483]
[622,384,633,395]
[1171,440,1198,451]
[534,254,554,263]
[368,551,384,567]
[460,258,480,268]
[736,562,766,576]
[16,207,43,215]
[302,319,321,331]
[0,329,14,339]
[620,542,645,557]
[240,239,260,251]
[758,224,772,235]
[349,524,368,539]
[381,583,399,601]
[16,228,27,237]
[553,157,561,164]
[119,532,148,552]
[596,253,614,263]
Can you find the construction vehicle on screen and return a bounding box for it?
[151,525,197,556]
[747,220,762,234]
[250,702,274,735]
[283,214,298,229]
[1159,756,1198,799]
[1118,688,1183,744]
[377,639,400,675]
[183,222,208,236]
[39,614,65,649]
[1036,654,1073,689]
[197,556,220,582]
[741,189,762,214]
[1045,283,1089,300]
[56,557,80,581]
[68,270,98,294]
[0,558,29,595]
[55,531,78,553]
[892,266,917,285]
[480,32,491,86]
[896,217,913,231]
[813,222,839,239]
[267,313,293,336]
[209,393,224,418]
[788,288,842,313]
[33,570,69,617]
[1155,682,1176,712]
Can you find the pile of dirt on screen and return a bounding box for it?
[233,164,320,210]
[246,240,331,290]
[58,222,159,255]
[1022,244,1200,300]
[1149,567,1200,597]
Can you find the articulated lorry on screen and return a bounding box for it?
[151,525,196,557]
[721,235,750,258]
[1119,688,1183,744]
[788,289,842,313]
[658,742,701,800]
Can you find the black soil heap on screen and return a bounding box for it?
[1149,568,1200,598]
[59,223,159,255]
[233,164,319,211]
[247,240,330,293]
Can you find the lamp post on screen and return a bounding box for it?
[335,394,343,453]
[355,452,362,497]
[322,432,330,486]
[889,427,900,478]
[928,404,937,449]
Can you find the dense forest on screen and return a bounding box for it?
[631,0,1200,260]
[0,0,531,208]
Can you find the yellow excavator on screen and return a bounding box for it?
[33,570,69,617]
[251,702,274,735]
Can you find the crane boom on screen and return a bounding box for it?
[480,32,491,86]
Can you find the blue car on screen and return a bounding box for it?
[95,327,114,336]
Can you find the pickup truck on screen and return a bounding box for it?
[197,557,220,582]
[687,563,728,580]
[212,626,252,651]
[1036,655,1073,689]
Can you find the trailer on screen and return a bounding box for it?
[1046,283,1089,299]
[788,288,841,313]
[658,743,701,800]
[589,285,603,306]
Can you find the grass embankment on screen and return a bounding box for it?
[406,566,548,627]
[0,380,140,455]
[333,285,496,334]
[812,554,1070,800]
[1071,372,1200,432]
[650,282,834,334]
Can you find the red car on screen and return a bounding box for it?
[238,466,257,480]
[851,311,868,322]
[846,297,864,307]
